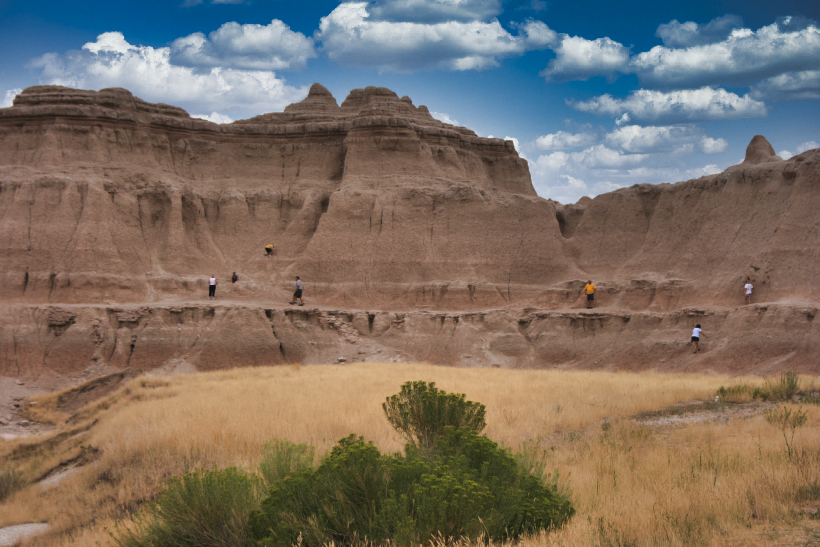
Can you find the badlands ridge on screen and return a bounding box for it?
[0,84,818,386]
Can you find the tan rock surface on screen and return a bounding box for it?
[0,85,818,384]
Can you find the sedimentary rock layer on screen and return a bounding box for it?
[0,84,818,378]
[2,302,816,378]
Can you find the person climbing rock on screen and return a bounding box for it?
[265,244,274,257]
[208,275,217,300]
[744,279,754,305]
[290,276,304,306]
[583,280,596,309]
[232,272,239,283]
[691,324,706,353]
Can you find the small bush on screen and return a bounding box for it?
[0,466,25,501]
[764,371,800,401]
[258,439,316,486]
[112,467,264,547]
[382,381,486,451]
[716,384,758,403]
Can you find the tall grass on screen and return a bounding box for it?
[1,363,818,547]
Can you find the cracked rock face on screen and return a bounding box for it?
[0,85,819,379]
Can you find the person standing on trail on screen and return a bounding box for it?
[744,279,754,305]
[691,324,706,353]
[265,244,274,257]
[290,276,304,306]
[232,272,239,283]
[583,280,596,309]
[208,275,217,300]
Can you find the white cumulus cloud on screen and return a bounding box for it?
[632,18,820,88]
[751,69,820,102]
[570,87,767,124]
[776,140,819,159]
[604,125,704,154]
[192,112,234,124]
[27,32,308,118]
[170,20,316,71]
[317,2,555,72]
[534,130,597,151]
[431,111,460,125]
[570,144,648,169]
[367,0,502,23]
[528,126,731,203]
[655,15,744,48]
[699,136,728,154]
[528,154,628,203]
[683,163,722,178]
[797,140,819,153]
[540,35,630,82]
[2,88,22,108]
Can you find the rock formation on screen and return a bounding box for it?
[0,84,818,382]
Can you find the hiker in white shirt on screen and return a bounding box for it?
[744,279,754,305]
[691,324,706,354]
[290,276,304,306]
[208,275,217,300]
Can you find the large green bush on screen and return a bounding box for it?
[383,381,486,451]
[112,467,264,547]
[247,384,574,547]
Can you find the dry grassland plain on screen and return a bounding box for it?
[1,363,820,547]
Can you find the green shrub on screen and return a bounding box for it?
[247,435,393,547]
[112,467,264,547]
[0,466,25,502]
[716,372,800,403]
[764,371,800,401]
[258,439,316,486]
[382,381,486,451]
[247,428,575,547]
[716,384,758,403]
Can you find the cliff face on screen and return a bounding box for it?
[0,85,818,379]
[0,84,555,307]
[563,150,819,306]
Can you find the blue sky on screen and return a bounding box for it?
[1,0,819,203]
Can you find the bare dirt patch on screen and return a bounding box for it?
[634,399,775,427]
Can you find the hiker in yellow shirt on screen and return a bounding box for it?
[264,244,274,257]
[583,280,596,309]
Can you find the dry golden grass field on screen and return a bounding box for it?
[1,363,820,547]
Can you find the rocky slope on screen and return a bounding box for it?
[0,84,818,381]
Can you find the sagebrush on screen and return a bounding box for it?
[247,382,573,546]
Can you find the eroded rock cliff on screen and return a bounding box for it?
[1,85,818,380]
